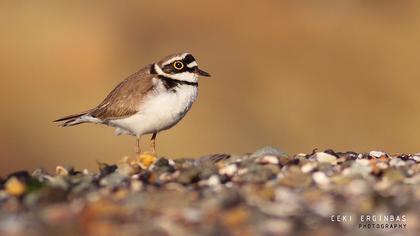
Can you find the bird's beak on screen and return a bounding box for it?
[195,67,211,77]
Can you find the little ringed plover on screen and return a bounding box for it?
[54,52,210,155]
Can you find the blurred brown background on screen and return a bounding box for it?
[1,1,420,175]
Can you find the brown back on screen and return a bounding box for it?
[89,65,154,120]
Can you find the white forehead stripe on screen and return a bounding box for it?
[162,53,190,66]
[187,61,198,68]
[162,56,183,66]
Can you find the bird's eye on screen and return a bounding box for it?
[173,61,184,70]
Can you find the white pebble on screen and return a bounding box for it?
[301,162,317,173]
[313,171,330,186]
[256,155,279,164]
[412,156,420,162]
[316,152,337,164]
[219,164,237,176]
[389,158,406,167]
[369,151,386,158]
[207,175,221,187]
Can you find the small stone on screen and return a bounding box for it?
[315,152,337,164]
[301,162,317,173]
[97,162,118,177]
[255,155,279,165]
[412,155,420,163]
[55,166,69,176]
[347,159,372,177]
[176,167,201,184]
[389,158,406,167]
[219,164,238,177]
[251,146,285,158]
[369,151,387,158]
[151,157,176,173]
[312,171,330,186]
[153,157,169,166]
[338,151,359,160]
[32,168,51,182]
[138,153,158,169]
[207,175,221,187]
[5,177,27,196]
[323,149,339,158]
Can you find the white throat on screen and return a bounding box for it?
[154,64,198,83]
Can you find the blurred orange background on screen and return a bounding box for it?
[1,1,420,175]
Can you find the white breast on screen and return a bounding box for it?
[110,83,198,137]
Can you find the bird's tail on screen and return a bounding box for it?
[54,111,99,127]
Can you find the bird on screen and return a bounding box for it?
[54,52,210,156]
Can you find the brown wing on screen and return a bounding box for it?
[89,66,154,120]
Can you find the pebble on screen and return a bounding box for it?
[369,151,387,158]
[389,158,406,167]
[55,166,69,176]
[346,159,372,177]
[312,171,330,186]
[301,162,317,173]
[315,152,337,164]
[137,153,158,169]
[219,164,238,177]
[250,146,284,158]
[5,177,26,196]
[255,155,279,165]
[207,175,221,187]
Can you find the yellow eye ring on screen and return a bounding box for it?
[173,61,184,70]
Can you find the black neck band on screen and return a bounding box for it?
[158,75,198,87]
[150,64,157,74]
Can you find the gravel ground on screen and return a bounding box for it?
[0,147,419,236]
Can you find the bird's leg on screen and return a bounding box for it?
[137,133,158,169]
[150,132,157,156]
[136,136,141,154]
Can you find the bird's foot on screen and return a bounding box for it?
[137,151,158,169]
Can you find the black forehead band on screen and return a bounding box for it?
[183,54,196,65]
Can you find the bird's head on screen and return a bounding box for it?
[153,52,210,83]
